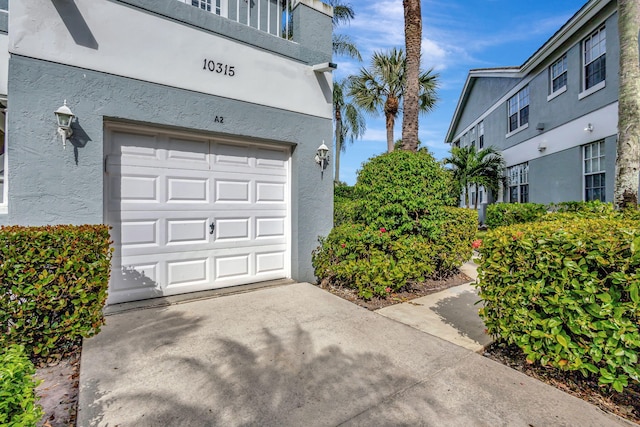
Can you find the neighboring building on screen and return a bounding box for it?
[446,0,631,219]
[1,0,335,304]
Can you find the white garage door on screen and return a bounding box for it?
[105,125,290,304]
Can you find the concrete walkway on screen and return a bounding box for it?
[78,281,631,426]
[377,261,492,352]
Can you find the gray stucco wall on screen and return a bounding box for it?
[528,134,617,203]
[454,77,521,137]
[4,53,332,282]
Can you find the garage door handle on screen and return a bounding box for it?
[209,222,215,235]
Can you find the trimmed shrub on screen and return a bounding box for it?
[485,203,547,228]
[477,219,640,392]
[0,225,113,359]
[353,150,457,236]
[313,207,477,299]
[0,345,43,426]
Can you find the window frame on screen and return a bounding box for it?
[478,121,484,149]
[580,25,606,98]
[548,54,568,100]
[507,163,529,203]
[507,86,529,136]
[583,140,606,202]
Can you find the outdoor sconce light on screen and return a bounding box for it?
[584,123,594,132]
[54,100,75,149]
[315,141,329,178]
[537,143,547,152]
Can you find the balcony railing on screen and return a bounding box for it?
[180,0,291,38]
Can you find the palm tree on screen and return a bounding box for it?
[614,0,640,209]
[328,0,362,61]
[349,48,438,153]
[401,0,422,151]
[333,79,366,183]
[444,145,505,210]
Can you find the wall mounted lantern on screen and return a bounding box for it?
[315,141,329,178]
[54,100,75,149]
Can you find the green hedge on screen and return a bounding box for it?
[486,201,640,228]
[485,203,547,228]
[0,225,113,359]
[477,219,640,392]
[313,207,476,299]
[0,345,43,426]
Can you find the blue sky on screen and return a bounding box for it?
[333,0,588,185]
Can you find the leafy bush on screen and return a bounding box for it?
[0,225,113,359]
[485,203,547,228]
[0,345,43,426]
[334,183,356,227]
[313,207,476,299]
[477,218,640,392]
[353,150,457,236]
[549,200,614,214]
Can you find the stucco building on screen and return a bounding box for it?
[0,0,334,304]
[446,0,632,219]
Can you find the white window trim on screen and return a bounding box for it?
[578,80,606,100]
[582,26,606,94]
[582,140,606,202]
[547,85,567,102]
[505,122,529,139]
[549,55,568,98]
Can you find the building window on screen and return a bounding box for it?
[478,121,484,149]
[584,140,605,202]
[550,55,567,94]
[508,86,529,133]
[507,163,529,203]
[470,126,477,149]
[584,26,606,91]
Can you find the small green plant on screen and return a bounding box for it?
[477,218,640,392]
[0,225,113,359]
[0,345,43,426]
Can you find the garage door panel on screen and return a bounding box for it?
[166,218,209,245]
[106,127,290,304]
[120,220,159,248]
[167,258,210,288]
[256,251,286,274]
[255,148,288,169]
[215,179,251,203]
[214,143,251,167]
[256,217,285,238]
[256,181,286,202]
[111,131,160,160]
[215,254,251,280]
[166,137,209,168]
[215,217,250,241]
[167,177,210,204]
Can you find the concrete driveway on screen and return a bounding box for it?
[78,282,629,426]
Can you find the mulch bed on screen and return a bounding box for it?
[317,271,473,311]
[34,345,81,427]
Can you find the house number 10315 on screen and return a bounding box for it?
[203,59,235,77]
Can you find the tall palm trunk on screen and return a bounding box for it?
[615,0,640,208]
[474,183,479,210]
[334,108,342,183]
[401,0,422,152]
